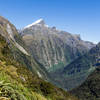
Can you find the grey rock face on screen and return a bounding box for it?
[0,16,51,81]
[21,19,95,70]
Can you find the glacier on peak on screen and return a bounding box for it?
[24,18,47,29]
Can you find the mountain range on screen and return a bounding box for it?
[19,19,95,90]
[21,18,94,70]
[0,16,79,100]
[0,16,99,100]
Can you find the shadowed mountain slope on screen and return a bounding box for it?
[70,66,100,100]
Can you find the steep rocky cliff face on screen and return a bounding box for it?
[53,43,100,90]
[19,19,96,91]
[0,16,51,81]
[21,19,95,72]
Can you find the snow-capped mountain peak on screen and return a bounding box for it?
[24,18,45,29]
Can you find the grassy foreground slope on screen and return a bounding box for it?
[0,31,78,100]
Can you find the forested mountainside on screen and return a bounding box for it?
[71,66,100,100]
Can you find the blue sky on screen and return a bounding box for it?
[0,0,99,43]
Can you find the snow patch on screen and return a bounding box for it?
[24,19,43,28]
[24,18,49,29]
[37,71,42,78]
[45,24,49,28]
